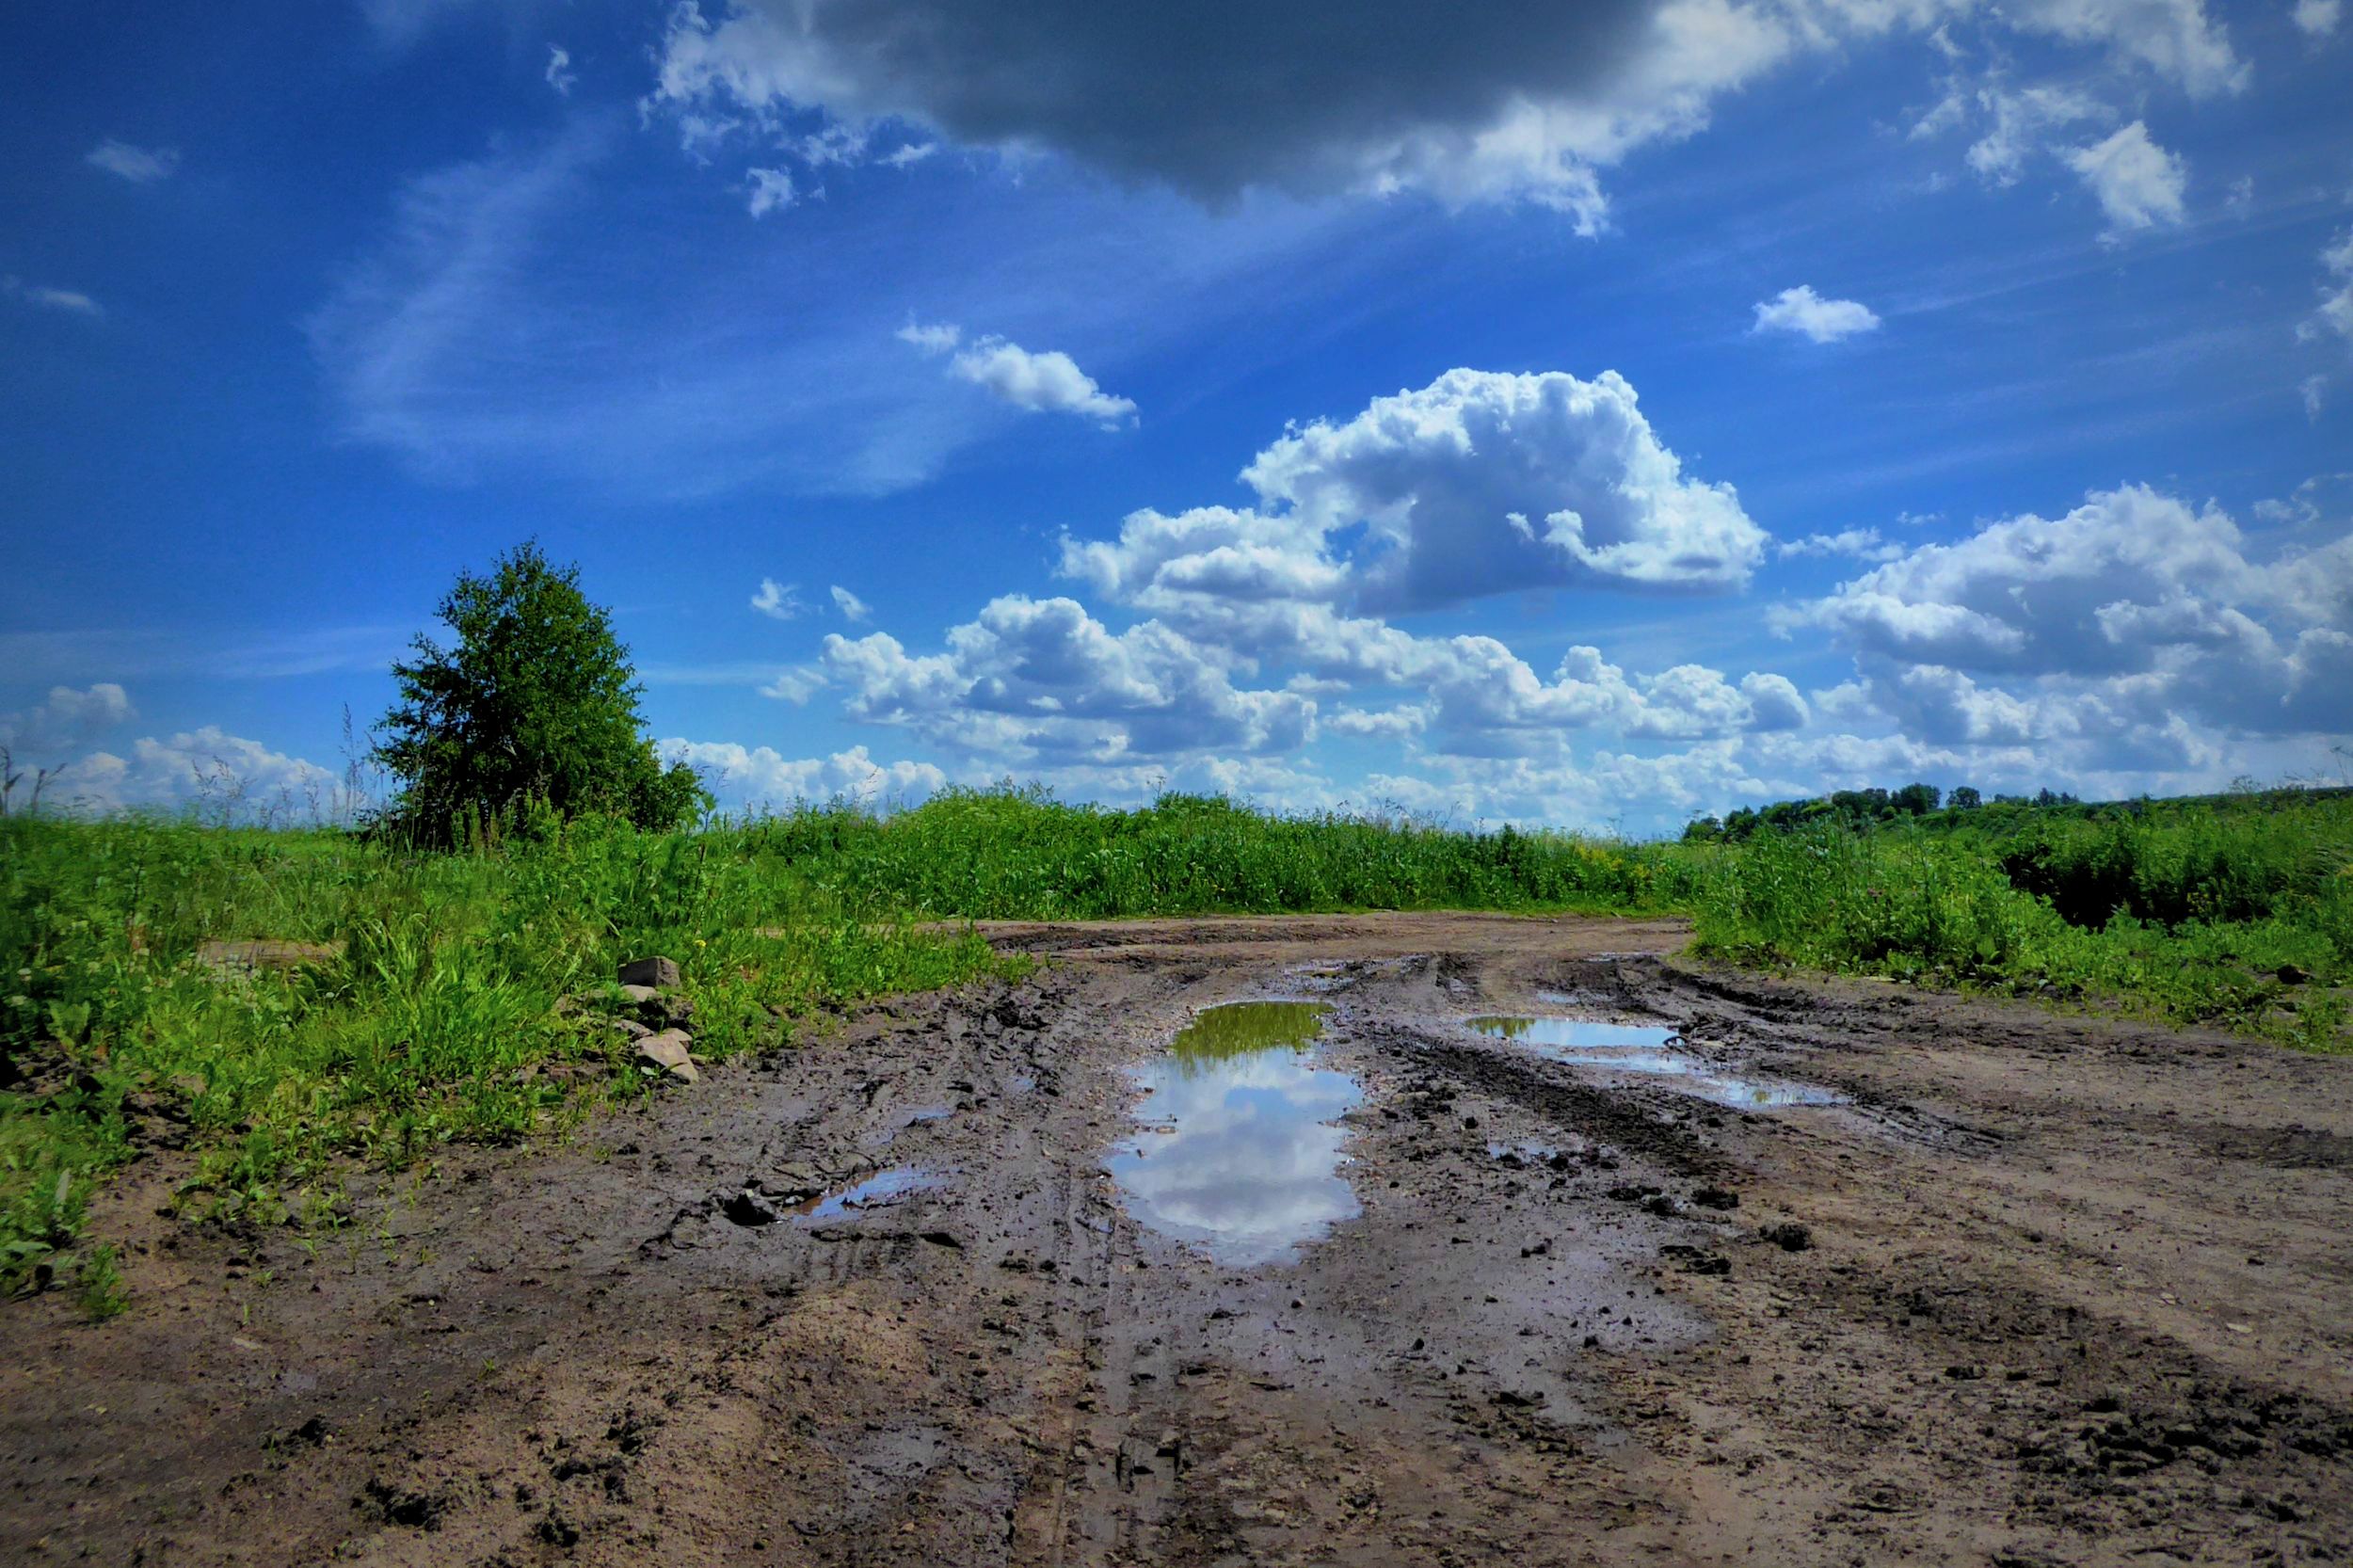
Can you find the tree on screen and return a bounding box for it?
[1892,781,1941,816]
[1947,786,1982,811]
[375,543,709,840]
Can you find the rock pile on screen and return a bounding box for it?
[561,957,701,1084]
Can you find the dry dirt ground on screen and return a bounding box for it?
[5,913,2351,1566]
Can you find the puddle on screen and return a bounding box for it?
[1109,1001,1362,1266]
[1467,1016,1844,1110]
[793,1166,948,1222]
[1470,1016,1680,1051]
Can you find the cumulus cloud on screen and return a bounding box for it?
[941,337,1136,426]
[64,728,338,817]
[0,683,135,754]
[85,139,179,184]
[750,577,806,619]
[822,597,1313,762]
[646,0,1778,228]
[829,584,872,621]
[2295,0,2342,35]
[2064,120,2188,235]
[1752,285,1881,343]
[1785,484,2353,743]
[661,739,945,806]
[647,0,2246,232]
[1067,368,1763,616]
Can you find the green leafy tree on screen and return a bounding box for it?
[375,543,709,841]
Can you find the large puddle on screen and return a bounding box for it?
[1108,1001,1363,1267]
[1468,1015,1844,1108]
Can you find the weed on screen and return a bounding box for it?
[77,1241,126,1321]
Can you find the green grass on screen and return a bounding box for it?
[1683,794,2353,1050]
[7,782,2347,1315]
[742,786,1694,918]
[1,810,1012,1303]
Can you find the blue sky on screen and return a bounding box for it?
[5,0,2350,833]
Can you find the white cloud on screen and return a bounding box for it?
[896,320,961,355]
[822,596,1315,762]
[85,139,179,184]
[1938,80,2107,187]
[2065,120,2188,236]
[880,142,938,168]
[0,683,134,755]
[945,337,1137,426]
[60,728,338,818]
[829,584,872,621]
[545,44,576,96]
[1069,367,1763,616]
[750,578,807,619]
[759,663,827,702]
[745,166,797,216]
[2302,375,2329,420]
[2293,0,2341,36]
[2306,230,2353,346]
[1785,484,2353,743]
[2001,0,2245,97]
[1777,527,1906,561]
[661,740,946,807]
[4,277,104,318]
[1751,285,1881,343]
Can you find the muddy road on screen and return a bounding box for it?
[7,913,2351,1565]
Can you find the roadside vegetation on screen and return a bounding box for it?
[5,541,2344,1313]
[1682,787,2351,1052]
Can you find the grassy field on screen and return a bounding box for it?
[6,783,2347,1311]
[0,812,1009,1304]
[1685,792,2350,1048]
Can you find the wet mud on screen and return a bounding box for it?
[4,912,2350,1565]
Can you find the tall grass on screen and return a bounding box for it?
[746,787,1693,918]
[1,812,1007,1299]
[1686,800,2352,1049]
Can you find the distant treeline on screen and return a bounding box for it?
[1683,782,2353,843]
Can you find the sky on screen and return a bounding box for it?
[4,0,2351,835]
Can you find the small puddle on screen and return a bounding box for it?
[1109,1001,1362,1267]
[1467,1016,1843,1109]
[793,1166,947,1222]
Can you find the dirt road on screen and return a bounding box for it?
[6,913,2350,1565]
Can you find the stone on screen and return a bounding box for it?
[616,984,662,1007]
[634,1030,699,1084]
[617,956,681,990]
[605,1016,652,1043]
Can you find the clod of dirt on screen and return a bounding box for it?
[617,956,681,989]
[722,1190,781,1226]
[1692,1185,1741,1210]
[1662,1244,1731,1276]
[1759,1221,1813,1252]
[356,1479,447,1531]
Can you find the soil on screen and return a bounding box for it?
[5,912,2350,1566]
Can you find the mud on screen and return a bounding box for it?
[5,912,2350,1565]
